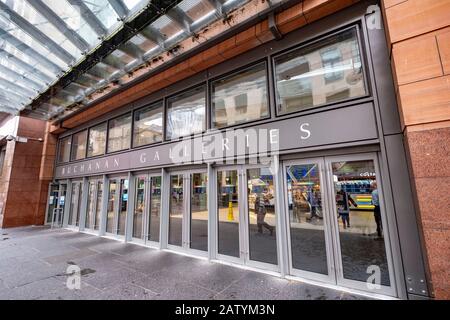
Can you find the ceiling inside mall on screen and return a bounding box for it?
[0,0,254,122]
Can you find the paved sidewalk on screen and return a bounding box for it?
[0,226,367,300]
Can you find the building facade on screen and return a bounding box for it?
[1,0,448,300]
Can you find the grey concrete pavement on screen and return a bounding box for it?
[0,226,368,300]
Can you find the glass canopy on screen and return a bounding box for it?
[0,0,264,120]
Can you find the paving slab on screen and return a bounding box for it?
[0,226,369,300]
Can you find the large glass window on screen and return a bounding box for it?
[108,114,131,153]
[212,62,269,128]
[58,136,71,163]
[166,86,205,140]
[87,122,107,157]
[133,102,163,147]
[70,130,87,161]
[274,28,366,114]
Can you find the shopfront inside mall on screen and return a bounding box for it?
[44,6,424,299]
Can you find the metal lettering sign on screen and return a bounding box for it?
[55,104,378,178]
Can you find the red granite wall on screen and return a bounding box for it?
[1,117,47,228]
[382,0,450,299]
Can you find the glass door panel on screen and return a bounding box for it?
[117,179,129,236]
[286,162,329,275]
[330,159,391,287]
[190,173,208,251]
[133,177,145,239]
[75,183,83,227]
[217,170,240,258]
[169,174,183,246]
[68,182,82,227]
[57,184,67,226]
[94,181,103,230]
[246,168,277,265]
[148,176,161,242]
[106,180,117,233]
[46,184,59,224]
[85,181,96,229]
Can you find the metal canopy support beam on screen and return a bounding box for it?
[0,1,75,64]
[140,26,167,48]
[166,7,193,34]
[26,0,90,52]
[67,0,107,36]
[0,96,20,108]
[0,85,28,104]
[0,76,36,97]
[108,0,129,19]
[207,0,224,16]
[0,27,62,75]
[0,64,44,91]
[0,105,20,114]
[0,92,27,105]
[0,49,54,84]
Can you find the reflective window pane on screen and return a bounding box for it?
[94,181,103,230]
[190,173,208,251]
[286,163,328,274]
[70,130,87,161]
[167,86,205,140]
[133,177,145,239]
[85,181,96,229]
[169,174,183,246]
[106,180,117,233]
[149,176,161,242]
[217,170,239,257]
[212,62,269,128]
[87,123,107,157]
[332,160,390,286]
[117,179,129,236]
[108,114,131,152]
[247,168,277,265]
[274,28,366,114]
[58,136,71,163]
[133,102,163,147]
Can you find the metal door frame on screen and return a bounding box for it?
[130,172,162,247]
[67,180,83,228]
[83,178,102,233]
[104,175,128,239]
[214,163,280,272]
[323,152,397,297]
[282,158,337,284]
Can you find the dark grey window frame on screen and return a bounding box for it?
[132,100,165,148]
[86,121,107,158]
[106,112,133,154]
[272,25,370,117]
[209,59,271,130]
[165,84,207,141]
[70,129,88,161]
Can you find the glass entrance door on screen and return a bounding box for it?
[84,179,103,232]
[68,181,83,228]
[105,176,128,237]
[216,166,278,270]
[46,182,67,227]
[326,155,394,295]
[167,170,208,253]
[284,159,334,282]
[131,174,161,245]
[283,154,395,296]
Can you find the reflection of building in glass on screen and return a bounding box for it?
[275,29,366,113]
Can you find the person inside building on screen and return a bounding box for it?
[255,192,274,236]
[336,186,350,229]
[371,181,383,240]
